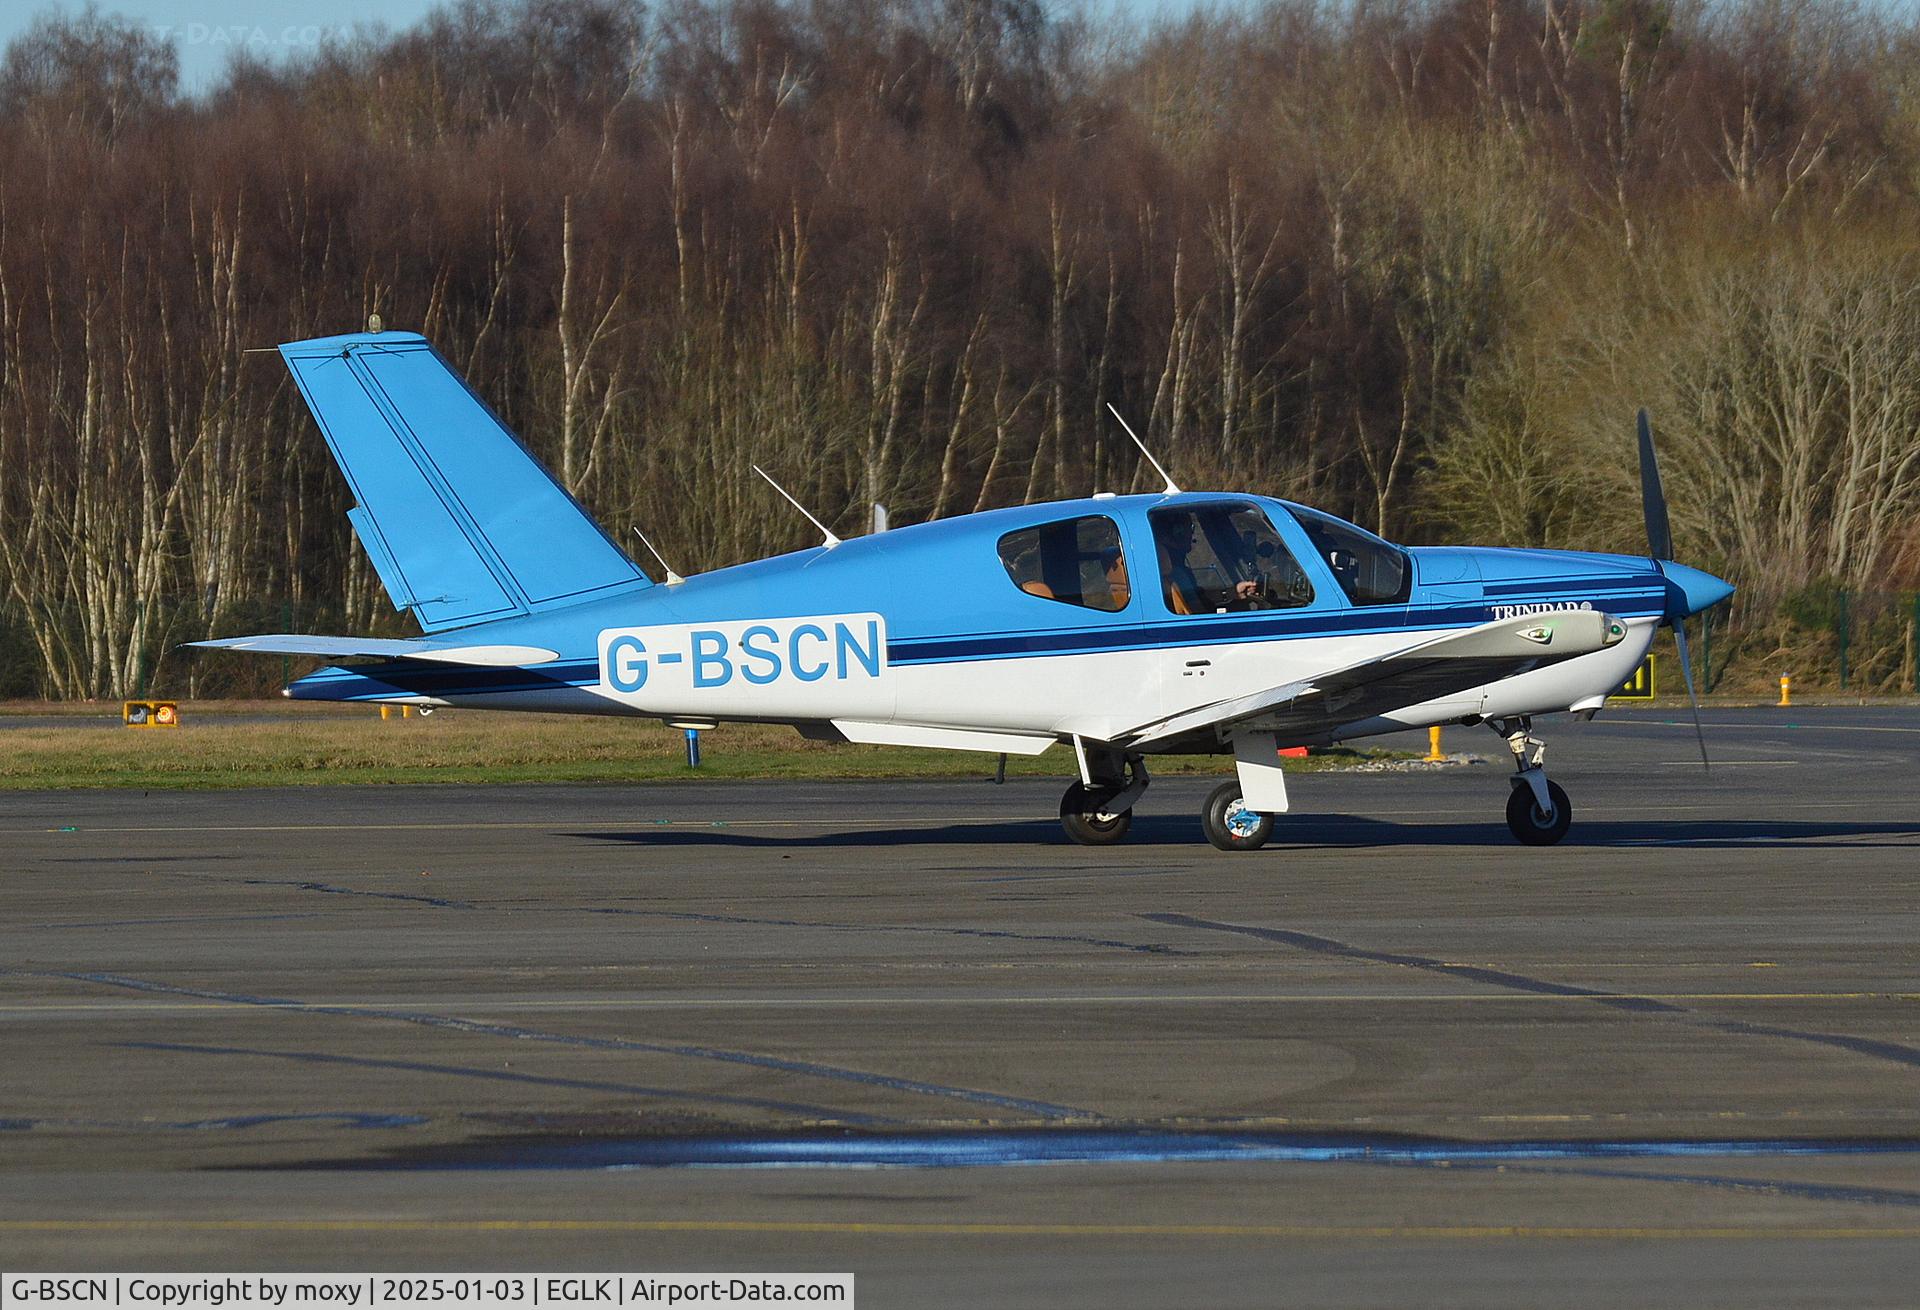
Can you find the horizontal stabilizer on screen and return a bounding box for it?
[190,635,559,667]
[280,331,648,632]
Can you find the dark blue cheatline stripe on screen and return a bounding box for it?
[888,596,1664,666]
[294,592,1665,697]
[1483,576,1665,597]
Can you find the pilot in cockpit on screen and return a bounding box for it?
[1156,514,1260,614]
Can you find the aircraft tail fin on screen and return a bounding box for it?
[279,331,648,633]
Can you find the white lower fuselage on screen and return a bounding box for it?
[387,614,1658,752]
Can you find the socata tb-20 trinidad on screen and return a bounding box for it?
[199,330,1732,851]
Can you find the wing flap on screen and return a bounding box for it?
[831,721,1057,755]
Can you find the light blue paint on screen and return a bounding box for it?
[789,624,830,682]
[606,636,646,692]
[239,329,1731,712]
[836,620,883,679]
[280,333,647,632]
[691,631,732,687]
[739,625,783,684]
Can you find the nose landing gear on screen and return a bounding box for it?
[1488,716,1572,845]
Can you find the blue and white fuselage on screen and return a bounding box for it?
[202,331,1732,849]
[287,493,1720,746]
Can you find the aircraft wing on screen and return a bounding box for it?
[188,635,560,667]
[1121,609,1626,750]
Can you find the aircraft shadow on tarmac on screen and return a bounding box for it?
[570,815,1920,850]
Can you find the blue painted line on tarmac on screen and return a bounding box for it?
[324,1129,1920,1172]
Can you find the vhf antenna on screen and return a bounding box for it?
[752,465,843,548]
[631,526,685,586]
[1106,403,1181,495]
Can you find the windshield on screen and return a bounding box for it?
[1286,507,1410,606]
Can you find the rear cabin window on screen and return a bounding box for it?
[997,516,1131,613]
[1149,503,1315,616]
[1286,507,1411,606]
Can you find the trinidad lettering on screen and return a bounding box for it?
[1489,601,1595,620]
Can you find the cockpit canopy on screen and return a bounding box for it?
[991,495,1408,618]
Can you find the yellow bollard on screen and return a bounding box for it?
[380,704,392,720]
[1426,725,1446,762]
[1778,676,1791,707]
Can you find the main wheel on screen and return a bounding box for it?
[1060,781,1133,846]
[1506,779,1572,846]
[1201,780,1274,852]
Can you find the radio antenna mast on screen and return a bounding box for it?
[752,465,843,548]
[1106,403,1181,495]
[631,526,685,586]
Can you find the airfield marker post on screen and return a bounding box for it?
[685,728,702,768]
[1426,726,1445,762]
[1779,676,1791,707]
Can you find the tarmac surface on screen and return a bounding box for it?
[3,706,1918,1306]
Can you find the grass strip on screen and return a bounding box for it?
[0,704,1406,790]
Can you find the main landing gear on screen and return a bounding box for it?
[1200,780,1274,851]
[1059,752,1149,846]
[1058,736,1286,851]
[1488,715,1572,845]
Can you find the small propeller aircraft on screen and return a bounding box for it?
[197,330,1732,850]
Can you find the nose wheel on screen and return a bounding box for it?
[1201,780,1275,851]
[1488,716,1572,846]
[1506,778,1572,845]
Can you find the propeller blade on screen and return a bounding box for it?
[1637,408,1673,563]
[1672,619,1709,772]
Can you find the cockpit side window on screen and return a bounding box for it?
[1286,507,1411,606]
[1148,503,1315,616]
[997,516,1131,613]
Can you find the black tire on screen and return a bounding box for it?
[1060,781,1133,846]
[1506,779,1572,846]
[1201,779,1274,852]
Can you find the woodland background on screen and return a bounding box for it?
[1,0,1917,699]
